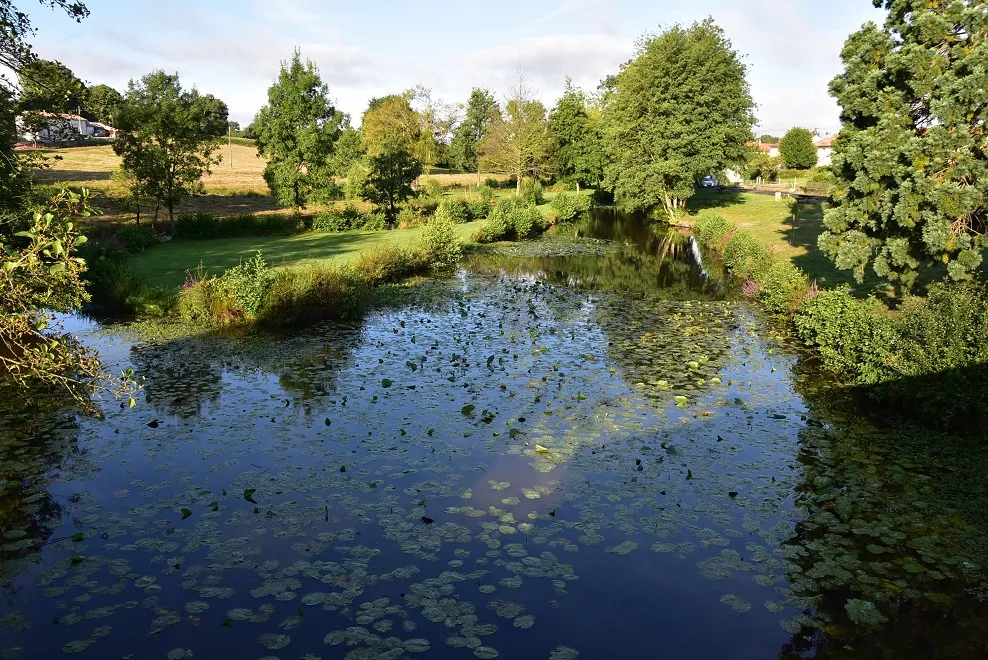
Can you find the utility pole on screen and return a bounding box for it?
[228,122,233,169]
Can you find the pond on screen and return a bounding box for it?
[1,210,987,659]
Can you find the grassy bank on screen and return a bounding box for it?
[128,221,485,287]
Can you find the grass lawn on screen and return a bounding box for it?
[129,221,486,288]
[686,188,875,291]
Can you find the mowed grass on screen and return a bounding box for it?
[686,188,868,290]
[129,221,485,288]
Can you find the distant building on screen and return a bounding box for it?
[813,133,836,167]
[17,112,120,144]
[753,140,780,158]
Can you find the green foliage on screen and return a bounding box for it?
[434,198,468,225]
[1,188,136,407]
[422,179,445,200]
[778,128,818,169]
[84,83,122,124]
[477,197,550,243]
[449,88,499,172]
[352,245,427,286]
[822,2,988,289]
[219,251,274,318]
[258,266,367,325]
[519,179,545,205]
[114,224,156,253]
[253,51,345,209]
[477,204,510,243]
[549,79,606,187]
[478,85,553,187]
[364,146,422,224]
[466,196,490,221]
[328,126,365,178]
[745,152,781,181]
[17,58,86,113]
[603,19,755,219]
[722,231,765,277]
[174,212,219,238]
[758,260,810,316]
[344,161,369,201]
[173,212,299,239]
[113,71,228,229]
[84,255,173,316]
[550,192,591,222]
[794,288,898,385]
[361,94,421,157]
[312,206,364,232]
[692,212,734,249]
[420,212,462,271]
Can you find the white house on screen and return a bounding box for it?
[813,133,836,167]
[17,112,119,144]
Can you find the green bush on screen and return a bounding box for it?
[408,197,439,217]
[115,225,156,253]
[353,245,427,286]
[758,260,810,316]
[723,231,766,277]
[177,276,227,325]
[508,204,545,238]
[550,192,577,222]
[85,257,174,316]
[483,177,501,189]
[219,251,274,318]
[477,204,510,243]
[313,206,364,232]
[466,196,490,221]
[423,179,445,200]
[397,207,423,228]
[421,213,462,271]
[520,179,545,205]
[794,288,898,384]
[434,197,469,225]
[361,212,386,231]
[174,213,220,239]
[257,265,368,325]
[693,213,735,250]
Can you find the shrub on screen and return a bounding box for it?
[114,225,156,253]
[407,197,439,217]
[353,245,427,286]
[257,265,368,325]
[758,260,810,316]
[361,211,386,231]
[313,205,364,232]
[174,213,220,239]
[507,203,546,238]
[219,251,274,318]
[520,179,545,205]
[466,196,490,221]
[483,177,501,189]
[177,274,228,325]
[423,179,445,200]
[723,231,766,277]
[477,204,510,243]
[693,213,735,250]
[550,192,591,222]
[85,257,174,316]
[794,287,898,384]
[434,197,469,225]
[592,188,615,205]
[421,213,462,271]
[397,207,423,229]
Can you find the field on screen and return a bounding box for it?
[128,220,486,288]
[33,144,510,223]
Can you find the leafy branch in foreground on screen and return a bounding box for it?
[0,189,139,410]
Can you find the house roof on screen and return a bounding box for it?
[746,141,779,153]
[815,135,836,148]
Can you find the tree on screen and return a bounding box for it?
[364,146,421,224]
[602,19,754,218]
[758,134,780,143]
[253,51,344,209]
[84,83,121,124]
[820,1,988,289]
[113,71,228,229]
[328,123,365,178]
[549,78,606,187]
[449,88,499,175]
[17,58,86,113]
[227,120,241,135]
[779,127,817,169]
[478,73,553,194]
[361,94,420,157]
[0,2,88,93]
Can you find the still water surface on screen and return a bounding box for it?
[1,212,986,659]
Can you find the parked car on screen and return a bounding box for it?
[700,175,717,188]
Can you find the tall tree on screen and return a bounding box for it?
[549,78,605,187]
[449,88,498,176]
[360,94,420,157]
[364,146,421,224]
[16,58,86,113]
[408,86,458,174]
[328,122,365,178]
[779,127,817,169]
[253,51,344,209]
[113,71,228,229]
[820,0,988,289]
[478,73,553,194]
[603,19,754,218]
[84,83,122,124]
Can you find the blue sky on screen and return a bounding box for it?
[27,0,884,133]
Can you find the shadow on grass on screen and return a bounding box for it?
[687,187,749,212]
